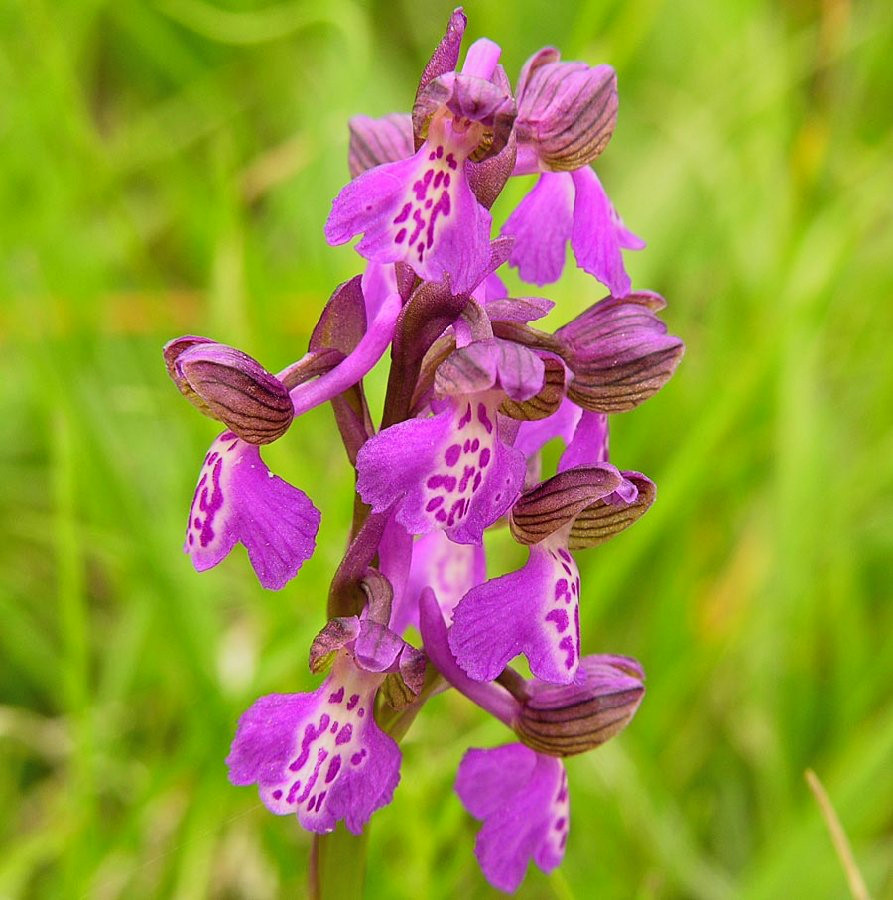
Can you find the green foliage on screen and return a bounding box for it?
[2,0,892,896]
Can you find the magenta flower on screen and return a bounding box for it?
[456,745,569,892]
[355,327,553,543]
[420,590,644,892]
[227,612,424,834]
[167,282,401,590]
[449,464,645,684]
[184,431,320,591]
[325,12,516,292]
[501,48,644,293]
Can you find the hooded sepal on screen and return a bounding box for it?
[515,654,645,756]
[566,470,655,550]
[509,465,623,545]
[557,291,684,412]
[348,113,414,178]
[515,50,618,172]
[165,338,293,444]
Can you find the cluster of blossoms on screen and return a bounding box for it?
[164,10,683,893]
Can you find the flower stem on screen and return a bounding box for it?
[310,825,369,900]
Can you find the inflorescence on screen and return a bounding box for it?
[163,9,684,893]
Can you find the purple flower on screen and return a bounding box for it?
[355,328,557,544]
[456,744,569,892]
[227,613,424,834]
[325,15,516,292]
[450,465,654,683]
[502,168,644,294]
[388,529,487,634]
[170,283,402,590]
[419,592,644,892]
[499,47,643,293]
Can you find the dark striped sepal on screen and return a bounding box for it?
[557,292,685,413]
[567,471,655,550]
[515,49,619,172]
[164,337,293,444]
[509,466,623,545]
[500,356,566,421]
[514,655,644,757]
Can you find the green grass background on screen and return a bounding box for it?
[2,0,892,896]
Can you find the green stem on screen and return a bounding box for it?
[310,825,369,900]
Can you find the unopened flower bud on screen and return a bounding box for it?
[514,655,644,756]
[164,337,293,444]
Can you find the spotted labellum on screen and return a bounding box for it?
[161,7,683,895]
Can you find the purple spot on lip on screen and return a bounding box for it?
[413,168,434,200]
[445,444,461,466]
[546,609,569,632]
[458,403,472,428]
[394,228,407,244]
[479,448,491,468]
[289,714,330,772]
[272,789,283,800]
[393,202,411,225]
[335,724,353,745]
[351,748,367,765]
[477,403,493,434]
[426,496,445,511]
[346,694,359,711]
[328,687,344,704]
[559,635,576,669]
[554,817,566,830]
[555,578,568,599]
[325,755,342,784]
